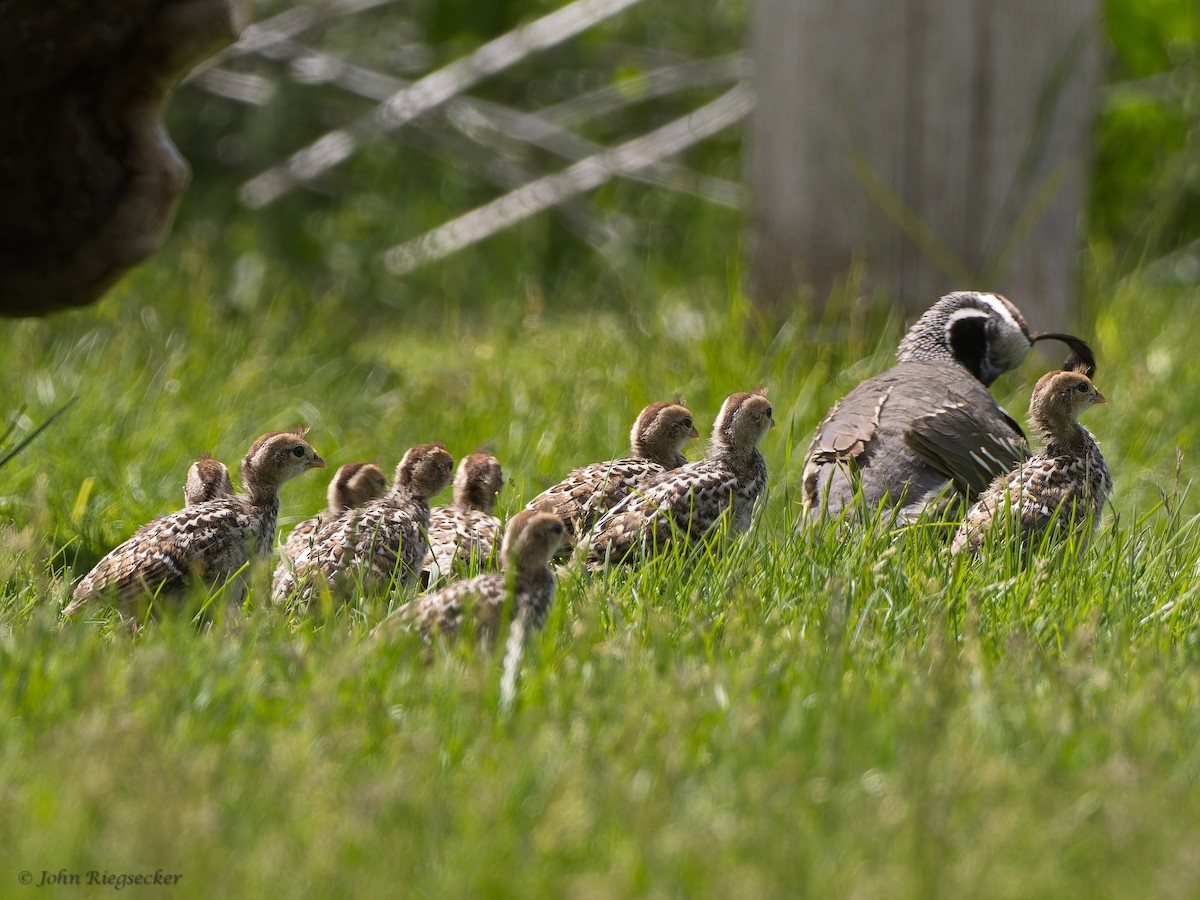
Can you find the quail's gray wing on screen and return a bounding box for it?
[805,388,890,468]
[903,401,1027,497]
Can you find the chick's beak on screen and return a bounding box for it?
[1093,390,1107,405]
[689,426,700,439]
[309,453,327,469]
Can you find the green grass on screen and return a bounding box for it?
[3,238,1200,898]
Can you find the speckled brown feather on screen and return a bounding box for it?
[377,510,564,643]
[280,462,388,564]
[423,453,504,583]
[66,431,325,615]
[585,392,772,567]
[273,444,453,606]
[952,370,1111,555]
[183,454,234,506]
[526,401,698,542]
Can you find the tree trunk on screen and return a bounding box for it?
[0,0,250,317]
[748,0,1101,331]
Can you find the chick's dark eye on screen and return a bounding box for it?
[292,446,306,457]
[1076,382,1089,393]
[681,418,693,429]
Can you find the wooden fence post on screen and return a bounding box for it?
[748,0,1101,329]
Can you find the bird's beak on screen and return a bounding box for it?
[310,454,327,469]
[689,426,700,439]
[1093,391,1107,405]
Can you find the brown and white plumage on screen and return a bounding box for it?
[952,369,1112,556]
[423,452,504,584]
[279,461,388,564]
[526,400,699,543]
[66,431,326,615]
[376,509,566,644]
[183,454,234,506]
[584,392,773,567]
[273,443,454,606]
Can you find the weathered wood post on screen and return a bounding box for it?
[749,0,1101,329]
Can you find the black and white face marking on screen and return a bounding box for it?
[937,293,1032,385]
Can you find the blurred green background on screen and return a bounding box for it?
[160,0,1199,318]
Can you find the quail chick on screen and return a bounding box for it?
[66,430,326,615]
[801,291,1095,523]
[585,392,773,567]
[279,461,389,564]
[273,443,454,606]
[183,454,234,505]
[423,452,504,584]
[375,509,566,644]
[526,400,699,544]
[951,368,1111,556]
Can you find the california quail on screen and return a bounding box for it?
[801,291,1095,523]
[951,367,1111,556]
[423,452,504,585]
[273,443,454,606]
[375,509,565,644]
[66,430,326,615]
[279,461,388,564]
[183,454,234,506]
[526,400,699,544]
[584,391,773,567]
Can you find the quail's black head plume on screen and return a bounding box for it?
[802,291,1096,523]
[1030,332,1097,379]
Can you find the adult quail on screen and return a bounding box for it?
[273,443,454,606]
[279,461,388,564]
[526,400,699,544]
[66,430,325,615]
[801,291,1095,523]
[374,509,565,644]
[951,366,1111,556]
[183,454,234,506]
[584,391,773,567]
[423,452,504,585]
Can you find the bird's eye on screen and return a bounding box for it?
[764,407,773,419]
[681,418,693,430]
[292,446,306,457]
[1076,382,1089,393]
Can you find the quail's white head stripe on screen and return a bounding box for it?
[943,307,990,344]
[976,293,1023,336]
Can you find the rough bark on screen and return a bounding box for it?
[0,0,250,317]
